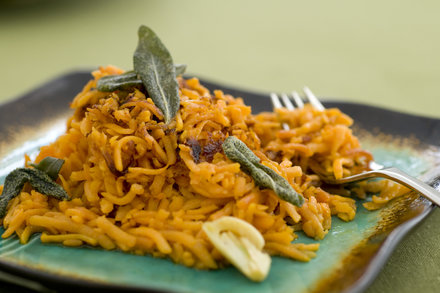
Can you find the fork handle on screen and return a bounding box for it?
[337,167,440,206]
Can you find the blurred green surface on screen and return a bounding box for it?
[0,0,439,292]
[1,0,439,118]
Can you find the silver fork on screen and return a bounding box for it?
[270,87,440,206]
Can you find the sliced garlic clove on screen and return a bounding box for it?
[202,216,271,282]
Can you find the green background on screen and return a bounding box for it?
[1,0,439,292]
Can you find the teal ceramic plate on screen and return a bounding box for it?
[0,72,439,293]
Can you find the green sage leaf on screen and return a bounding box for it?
[174,64,187,76]
[97,63,187,93]
[0,168,70,218]
[134,25,180,124]
[30,156,65,181]
[222,136,304,207]
[97,71,143,92]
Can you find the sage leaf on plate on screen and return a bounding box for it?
[222,136,304,207]
[97,64,187,93]
[97,71,143,92]
[174,64,187,76]
[0,162,70,218]
[30,156,65,181]
[134,25,180,124]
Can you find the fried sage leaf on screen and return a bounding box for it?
[97,71,143,92]
[97,64,186,92]
[30,156,65,181]
[0,167,70,218]
[174,64,187,76]
[222,136,304,207]
[134,25,180,124]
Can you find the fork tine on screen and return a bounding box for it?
[291,91,304,108]
[281,93,295,110]
[270,93,283,109]
[270,93,290,130]
[303,86,325,111]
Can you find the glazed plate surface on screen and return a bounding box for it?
[0,72,439,293]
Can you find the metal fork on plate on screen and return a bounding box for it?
[270,87,440,206]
